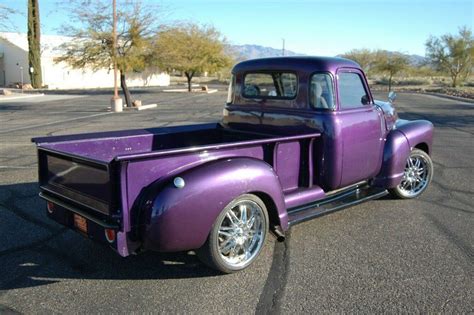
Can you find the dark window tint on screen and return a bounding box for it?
[310,73,335,109]
[243,72,297,99]
[338,72,369,109]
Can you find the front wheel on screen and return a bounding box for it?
[197,194,269,273]
[389,148,433,199]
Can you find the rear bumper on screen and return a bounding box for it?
[40,192,131,257]
[40,192,119,229]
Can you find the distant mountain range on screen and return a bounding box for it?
[403,54,427,66]
[229,44,427,66]
[228,44,303,60]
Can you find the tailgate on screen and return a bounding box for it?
[37,147,120,216]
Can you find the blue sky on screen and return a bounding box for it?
[2,0,473,56]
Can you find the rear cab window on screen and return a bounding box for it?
[338,72,370,109]
[243,72,297,99]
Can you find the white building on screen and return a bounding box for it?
[0,32,170,89]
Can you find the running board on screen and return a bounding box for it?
[287,185,388,226]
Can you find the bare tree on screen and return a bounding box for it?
[55,0,160,107]
[0,4,19,31]
[426,26,474,87]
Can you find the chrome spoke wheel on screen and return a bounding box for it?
[197,194,269,273]
[397,152,431,197]
[216,200,266,269]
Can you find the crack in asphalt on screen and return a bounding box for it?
[431,180,473,196]
[256,232,291,314]
[0,304,21,314]
[424,213,474,269]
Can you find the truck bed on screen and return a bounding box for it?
[33,123,272,163]
[33,123,321,238]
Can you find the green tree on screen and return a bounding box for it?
[375,51,410,91]
[153,24,232,91]
[55,0,159,107]
[28,0,42,88]
[341,48,376,76]
[425,26,474,87]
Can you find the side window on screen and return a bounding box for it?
[338,72,369,109]
[243,72,297,99]
[310,73,335,109]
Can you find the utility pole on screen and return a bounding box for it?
[282,38,285,56]
[111,0,122,112]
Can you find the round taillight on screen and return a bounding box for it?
[47,201,55,214]
[105,229,116,243]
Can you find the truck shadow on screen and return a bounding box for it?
[0,182,221,291]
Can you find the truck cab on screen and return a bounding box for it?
[223,57,432,192]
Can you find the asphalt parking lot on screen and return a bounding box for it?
[0,87,473,313]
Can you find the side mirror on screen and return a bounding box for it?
[361,94,370,105]
[388,91,397,103]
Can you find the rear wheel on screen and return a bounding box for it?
[389,149,433,199]
[197,194,269,273]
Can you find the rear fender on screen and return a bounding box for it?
[141,157,287,252]
[373,119,433,188]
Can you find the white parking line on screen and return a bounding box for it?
[0,112,112,134]
[0,94,45,102]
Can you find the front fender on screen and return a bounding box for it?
[142,157,287,252]
[373,119,434,188]
[396,119,434,154]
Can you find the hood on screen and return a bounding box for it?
[374,100,398,130]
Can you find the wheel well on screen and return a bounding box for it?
[414,142,429,155]
[252,192,281,228]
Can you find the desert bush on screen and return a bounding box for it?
[397,78,431,86]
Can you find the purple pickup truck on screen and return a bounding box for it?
[32,57,434,273]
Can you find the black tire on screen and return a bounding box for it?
[197,194,269,273]
[389,148,433,199]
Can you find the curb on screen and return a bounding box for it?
[420,92,474,104]
[0,93,45,102]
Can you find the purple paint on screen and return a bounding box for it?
[32,56,434,259]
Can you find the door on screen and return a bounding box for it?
[337,69,384,187]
